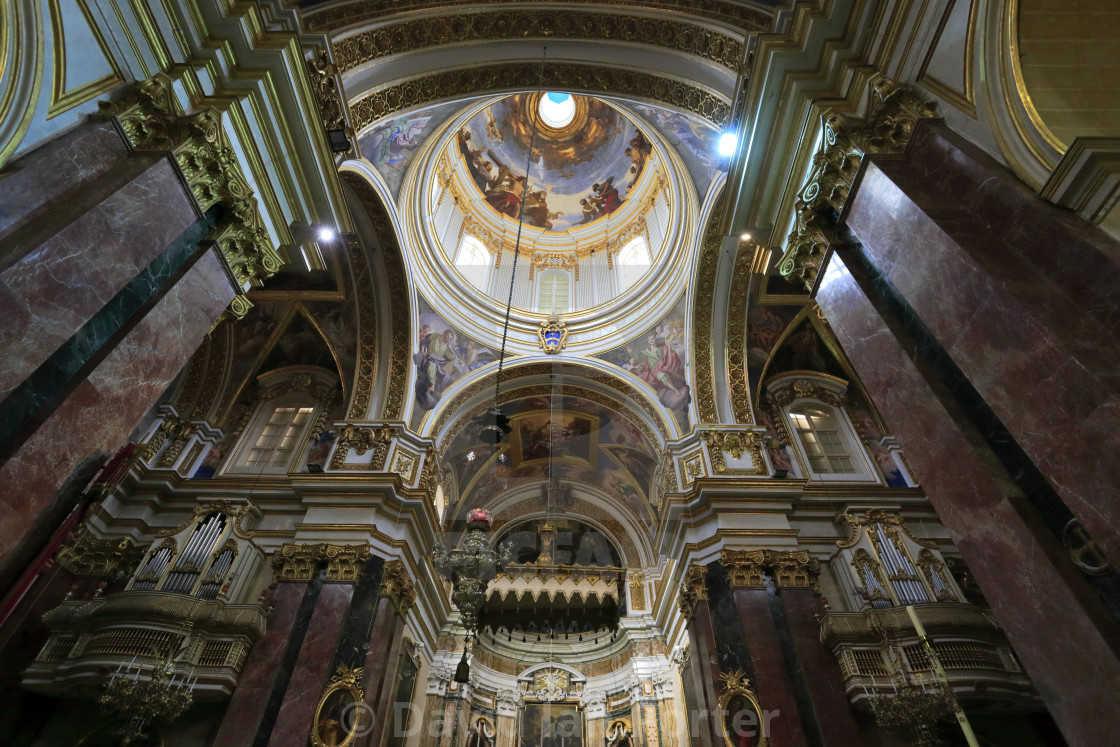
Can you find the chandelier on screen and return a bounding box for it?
[864,644,956,746]
[432,509,511,681]
[99,647,196,745]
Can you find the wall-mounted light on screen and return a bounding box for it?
[718,132,738,157]
[317,227,336,242]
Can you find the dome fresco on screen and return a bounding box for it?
[454,93,654,231]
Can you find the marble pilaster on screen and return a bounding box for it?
[267,583,355,747]
[816,248,1120,747]
[211,582,308,746]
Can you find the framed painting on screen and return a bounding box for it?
[519,702,584,747]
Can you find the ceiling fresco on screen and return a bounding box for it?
[411,294,500,429]
[629,102,726,199]
[358,100,467,198]
[596,294,691,430]
[444,394,659,531]
[455,93,653,231]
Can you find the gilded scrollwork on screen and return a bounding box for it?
[100,74,282,289]
[329,424,395,470]
[692,203,724,424]
[56,526,143,578]
[307,49,349,144]
[350,64,730,133]
[140,413,196,463]
[726,241,760,424]
[628,571,647,611]
[700,430,764,475]
[778,77,940,290]
[333,11,743,73]
[721,549,819,589]
[272,543,371,583]
[156,500,257,539]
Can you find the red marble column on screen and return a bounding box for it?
[731,587,807,746]
[0,247,235,584]
[267,582,355,747]
[780,588,862,747]
[844,121,1120,563]
[211,582,309,746]
[360,595,405,746]
[681,571,720,747]
[815,248,1120,747]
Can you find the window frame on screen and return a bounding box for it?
[226,394,321,475]
[455,234,493,292]
[535,269,572,315]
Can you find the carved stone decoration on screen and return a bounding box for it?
[100,74,282,290]
[380,559,418,615]
[778,77,940,290]
[677,564,708,619]
[140,413,197,463]
[497,688,521,716]
[271,543,370,583]
[537,315,569,354]
[700,430,764,475]
[671,642,691,671]
[349,63,731,132]
[56,526,143,578]
[532,667,571,702]
[628,572,647,611]
[721,549,767,588]
[329,424,394,470]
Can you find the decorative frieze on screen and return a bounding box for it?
[56,526,143,578]
[778,77,940,290]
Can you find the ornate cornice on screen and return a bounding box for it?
[334,11,743,73]
[329,424,395,470]
[677,564,708,619]
[271,543,371,583]
[778,77,940,290]
[349,63,730,133]
[306,0,773,33]
[56,526,143,578]
[380,559,418,615]
[100,74,282,290]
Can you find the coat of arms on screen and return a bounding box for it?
[537,315,568,354]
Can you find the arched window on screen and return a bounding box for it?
[789,404,857,475]
[536,270,571,314]
[455,235,492,291]
[616,236,650,291]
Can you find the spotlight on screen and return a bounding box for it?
[718,132,738,157]
[740,233,752,242]
[326,128,352,153]
[317,227,336,242]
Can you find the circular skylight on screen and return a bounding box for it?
[539,92,576,129]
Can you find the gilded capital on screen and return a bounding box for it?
[765,550,820,589]
[677,565,708,619]
[271,543,371,583]
[380,559,418,616]
[720,549,767,588]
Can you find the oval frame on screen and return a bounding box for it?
[310,665,365,747]
[718,671,770,747]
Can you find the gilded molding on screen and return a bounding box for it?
[677,564,708,619]
[380,559,418,616]
[766,377,846,410]
[329,424,395,470]
[140,413,196,463]
[307,49,350,144]
[837,509,939,550]
[628,572,647,611]
[56,526,143,578]
[692,205,724,424]
[156,500,257,539]
[778,77,940,290]
[271,543,371,583]
[305,0,773,33]
[726,241,759,424]
[350,64,730,133]
[333,11,743,73]
[100,74,282,289]
[700,430,764,475]
[340,173,410,420]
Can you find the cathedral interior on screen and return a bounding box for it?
[1,0,1119,745]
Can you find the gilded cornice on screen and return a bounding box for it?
[306,0,772,33]
[380,559,418,615]
[271,543,372,583]
[349,63,730,133]
[778,77,940,290]
[100,74,283,290]
[677,564,708,619]
[56,526,143,578]
[340,172,411,420]
[333,11,744,73]
[692,204,725,424]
